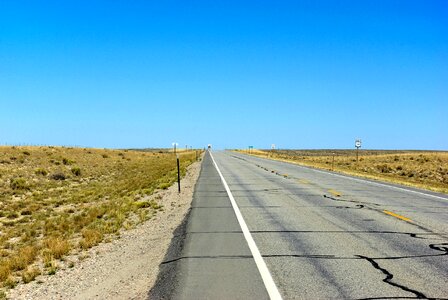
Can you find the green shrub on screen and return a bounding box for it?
[62,158,74,165]
[10,178,28,190]
[35,168,48,176]
[134,201,151,209]
[150,200,162,210]
[71,167,81,176]
[158,182,171,190]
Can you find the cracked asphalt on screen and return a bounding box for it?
[151,151,448,299]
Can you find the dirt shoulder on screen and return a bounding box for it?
[8,159,202,300]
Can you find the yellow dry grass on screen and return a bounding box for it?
[0,146,200,289]
[240,149,448,194]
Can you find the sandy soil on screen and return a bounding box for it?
[8,159,202,300]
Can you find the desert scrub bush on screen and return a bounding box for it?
[46,260,58,275]
[62,158,74,165]
[3,276,16,288]
[149,200,162,210]
[79,229,103,249]
[22,267,41,283]
[134,200,151,209]
[20,209,32,216]
[50,172,66,180]
[138,210,150,222]
[10,178,28,190]
[6,211,19,219]
[158,182,171,190]
[376,164,392,173]
[42,237,71,259]
[35,168,48,176]
[71,167,81,176]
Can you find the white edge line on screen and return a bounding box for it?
[209,151,283,300]
[246,154,448,201]
[307,167,448,201]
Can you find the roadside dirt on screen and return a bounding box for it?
[8,159,202,300]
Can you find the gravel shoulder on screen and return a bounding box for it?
[8,159,202,300]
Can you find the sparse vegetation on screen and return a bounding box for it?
[79,229,103,249]
[71,167,81,176]
[21,267,41,283]
[242,149,448,194]
[34,168,48,176]
[0,146,199,290]
[42,237,71,259]
[10,178,28,190]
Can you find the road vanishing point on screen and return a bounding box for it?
[151,151,448,299]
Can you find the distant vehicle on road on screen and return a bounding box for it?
[208,144,212,149]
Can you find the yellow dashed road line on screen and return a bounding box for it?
[298,179,310,184]
[383,210,412,222]
[328,189,342,197]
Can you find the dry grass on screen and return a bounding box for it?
[43,237,71,259]
[21,267,40,284]
[240,149,448,194]
[79,229,103,249]
[0,146,200,290]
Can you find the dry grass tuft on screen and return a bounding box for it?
[21,267,41,283]
[79,229,103,249]
[42,237,71,259]
[0,265,10,283]
[8,246,38,272]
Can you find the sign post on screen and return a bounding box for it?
[248,146,254,154]
[355,139,362,162]
[332,152,335,171]
[177,154,181,193]
[172,142,178,154]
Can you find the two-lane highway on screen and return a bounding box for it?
[151,151,448,299]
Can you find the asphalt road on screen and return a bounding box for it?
[151,151,448,299]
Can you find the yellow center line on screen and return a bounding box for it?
[298,179,310,184]
[383,210,412,222]
[328,189,342,197]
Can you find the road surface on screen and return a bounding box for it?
[151,151,448,299]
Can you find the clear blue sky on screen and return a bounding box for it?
[1,1,447,150]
